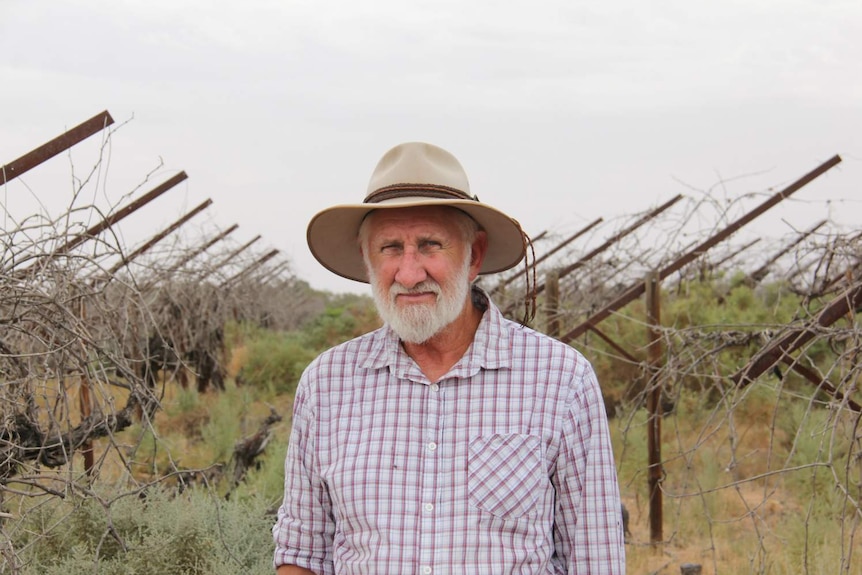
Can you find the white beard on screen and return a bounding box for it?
[368,254,472,344]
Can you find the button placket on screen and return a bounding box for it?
[419,380,442,570]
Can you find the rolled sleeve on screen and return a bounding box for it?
[553,363,626,574]
[272,372,335,574]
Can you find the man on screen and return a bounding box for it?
[273,142,625,574]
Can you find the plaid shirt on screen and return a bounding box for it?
[273,292,625,574]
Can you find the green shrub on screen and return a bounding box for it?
[237,331,316,395]
[201,387,247,462]
[230,435,290,503]
[9,486,275,575]
[301,295,380,349]
[171,385,201,415]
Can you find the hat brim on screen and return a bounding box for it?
[307,198,526,283]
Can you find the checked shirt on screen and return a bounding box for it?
[273,293,625,574]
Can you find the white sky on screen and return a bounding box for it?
[2,0,860,294]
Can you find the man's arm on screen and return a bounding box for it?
[553,364,626,573]
[272,368,335,573]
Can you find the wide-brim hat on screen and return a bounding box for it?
[306,142,526,283]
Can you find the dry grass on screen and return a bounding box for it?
[9,352,859,574]
[615,385,862,575]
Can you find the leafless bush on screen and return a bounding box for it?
[1,116,306,572]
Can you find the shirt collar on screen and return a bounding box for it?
[360,286,512,381]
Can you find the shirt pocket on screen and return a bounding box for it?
[467,433,544,520]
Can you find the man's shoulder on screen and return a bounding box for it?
[501,315,581,355]
[308,326,386,369]
[294,326,393,404]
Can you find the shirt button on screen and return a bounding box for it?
[428,442,437,451]
[422,567,432,575]
[424,503,434,512]
[430,383,439,392]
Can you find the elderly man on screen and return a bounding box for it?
[273,143,625,574]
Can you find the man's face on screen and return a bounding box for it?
[361,206,485,343]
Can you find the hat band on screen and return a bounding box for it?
[365,184,476,204]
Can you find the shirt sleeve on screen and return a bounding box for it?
[272,368,335,574]
[552,360,626,574]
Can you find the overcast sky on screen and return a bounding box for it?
[2,0,860,294]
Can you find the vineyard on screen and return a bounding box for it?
[1,112,860,574]
[484,154,861,573]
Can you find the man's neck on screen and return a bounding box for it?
[401,297,484,383]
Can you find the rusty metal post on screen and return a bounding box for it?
[105,199,213,276]
[545,269,561,338]
[645,271,664,544]
[778,357,862,413]
[198,234,262,281]
[505,194,684,315]
[561,155,842,343]
[53,171,189,256]
[586,324,640,364]
[257,260,291,285]
[1,111,114,184]
[163,224,240,274]
[709,238,761,273]
[731,280,862,387]
[557,194,685,287]
[491,218,603,296]
[746,219,827,285]
[11,171,190,276]
[221,249,280,288]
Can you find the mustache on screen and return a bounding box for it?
[389,280,442,297]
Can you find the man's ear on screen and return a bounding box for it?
[468,231,488,281]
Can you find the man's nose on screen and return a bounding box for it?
[394,249,427,288]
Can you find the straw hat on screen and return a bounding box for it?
[306,142,526,283]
